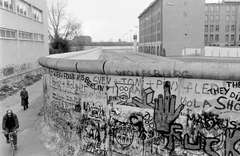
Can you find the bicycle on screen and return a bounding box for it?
[2,129,19,156]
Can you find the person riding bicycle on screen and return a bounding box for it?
[2,109,19,150]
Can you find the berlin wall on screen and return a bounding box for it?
[39,53,240,156]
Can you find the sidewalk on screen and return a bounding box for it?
[0,80,51,156]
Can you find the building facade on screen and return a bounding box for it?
[73,36,92,45]
[0,0,48,85]
[205,1,240,47]
[138,0,205,56]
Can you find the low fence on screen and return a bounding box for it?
[39,49,240,156]
[205,46,240,57]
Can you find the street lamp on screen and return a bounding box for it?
[125,33,128,52]
[120,35,124,50]
[134,26,138,53]
[129,30,133,52]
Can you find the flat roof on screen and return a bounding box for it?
[138,0,158,18]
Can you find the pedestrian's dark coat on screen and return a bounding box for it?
[20,89,28,106]
[2,112,19,131]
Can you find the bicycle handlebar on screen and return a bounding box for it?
[2,129,20,134]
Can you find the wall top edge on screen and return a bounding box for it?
[39,55,240,81]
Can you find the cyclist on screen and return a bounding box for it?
[2,109,19,150]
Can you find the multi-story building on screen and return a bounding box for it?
[205,1,240,47]
[73,36,92,45]
[138,0,205,56]
[0,0,48,85]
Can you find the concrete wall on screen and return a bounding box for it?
[39,52,240,156]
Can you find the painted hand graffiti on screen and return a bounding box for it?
[154,81,184,133]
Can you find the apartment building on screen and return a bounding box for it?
[205,1,240,47]
[0,0,48,85]
[138,0,205,56]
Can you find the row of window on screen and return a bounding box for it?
[205,5,236,12]
[205,25,220,32]
[205,5,220,12]
[0,0,42,22]
[205,25,238,32]
[205,34,239,42]
[0,28,44,41]
[205,15,236,22]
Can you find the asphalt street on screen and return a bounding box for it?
[0,80,51,156]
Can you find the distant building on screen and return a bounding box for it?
[0,0,48,85]
[73,36,92,45]
[205,1,240,47]
[138,0,205,56]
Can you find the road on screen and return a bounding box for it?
[102,49,240,63]
[171,56,240,63]
[0,80,50,156]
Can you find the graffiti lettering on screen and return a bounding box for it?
[83,142,107,156]
[216,96,240,111]
[226,81,240,88]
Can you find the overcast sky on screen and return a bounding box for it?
[48,0,223,42]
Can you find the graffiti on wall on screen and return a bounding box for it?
[44,69,240,156]
[0,61,41,79]
[47,70,82,155]
[80,74,108,156]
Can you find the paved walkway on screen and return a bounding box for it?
[0,80,51,156]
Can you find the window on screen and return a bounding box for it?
[215,35,219,41]
[0,0,13,11]
[231,25,235,31]
[17,0,31,18]
[216,25,219,31]
[226,15,230,22]
[0,30,5,37]
[205,35,208,41]
[239,35,240,41]
[211,5,214,11]
[232,15,235,22]
[216,5,220,12]
[210,35,213,41]
[205,6,208,11]
[34,33,44,41]
[205,15,208,22]
[216,15,220,22]
[211,15,214,22]
[227,6,230,12]
[210,25,214,32]
[19,31,32,40]
[205,25,208,32]
[226,25,229,32]
[233,6,235,12]
[225,35,229,41]
[32,7,42,22]
[231,35,235,41]
[0,28,16,39]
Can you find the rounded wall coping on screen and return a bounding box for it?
[39,53,240,81]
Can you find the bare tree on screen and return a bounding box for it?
[48,0,82,53]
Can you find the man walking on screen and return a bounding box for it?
[20,86,29,110]
[2,109,19,150]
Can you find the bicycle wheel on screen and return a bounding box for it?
[10,141,14,156]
